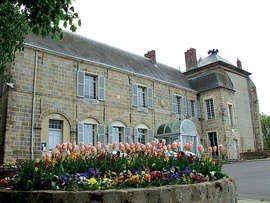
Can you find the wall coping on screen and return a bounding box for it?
[0,178,237,203]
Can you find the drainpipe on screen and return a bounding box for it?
[31,50,38,160]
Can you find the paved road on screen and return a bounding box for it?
[222,159,270,202]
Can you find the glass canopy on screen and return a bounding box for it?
[157,119,197,136]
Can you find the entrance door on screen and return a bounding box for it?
[208,132,218,157]
[233,139,238,159]
[49,120,62,151]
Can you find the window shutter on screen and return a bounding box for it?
[78,122,84,144]
[172,94,177,114]
[147,129,154,143]
[124,127,131,143]
[132,84,138,106]
[98,76,106,101]
[97,124,106,146]
[182,97,187,115]
[147,87,153,109]
[77,71,85,97]
[134,128,139,143]
[108,125,113,145]
[187,98,192,116]
[196,100,201,118]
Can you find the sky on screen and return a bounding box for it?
[70,0,270,115]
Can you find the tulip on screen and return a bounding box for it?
[213,146,217,152]
[208,147,213,153]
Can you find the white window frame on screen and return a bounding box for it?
[77,70,106,103]
[205,98,215,120]
[132,84,153,112]
[78,122,106,146]
[49,120,63,151]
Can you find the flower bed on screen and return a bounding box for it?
[0,140,227,191]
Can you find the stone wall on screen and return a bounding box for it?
[240,150,270,160]
[0,178,237,203]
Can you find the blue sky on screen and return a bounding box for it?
[70,0,270,115]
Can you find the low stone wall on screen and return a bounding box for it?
[0,178,237,203]
[240,150,270,160]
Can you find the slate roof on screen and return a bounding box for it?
[188,70,234,93]
[25,31,193,91]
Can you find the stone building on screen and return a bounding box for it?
[0,32,263,163]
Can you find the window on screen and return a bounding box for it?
[228,104,233,126]
[172,95,188,117]
[77,71,105,103]
[134,128,154,144]
[84,75,96,99]
[132,84,153,112]
[49,120,62,151]
[205,99,215,120]
[78,123,105,146]
[187,99,196,117]
[208,132,218,157]
[137,87,146,107]
[108,126,131,148]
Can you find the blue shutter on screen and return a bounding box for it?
[147,87,153,109]
[182,97,187,115]
[77,71,85,97]
[98,76,105,101]
[134,128,139,143]
[147,129,154,143]
[172,94,177,114]
[97,124,106,147]
[124,127,131,143]
[132,84,138,106]
[78,122,84,144]
[108,125,113,145]
[196,100,201,118]
[187,98,192,116]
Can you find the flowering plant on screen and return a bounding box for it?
[0,140,227,191]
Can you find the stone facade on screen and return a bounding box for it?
[0,32,263,163]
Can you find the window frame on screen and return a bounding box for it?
[77,70,106,103]
[132,84,153,112]
[205,98,215,120]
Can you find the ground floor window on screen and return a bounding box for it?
[208,132,218,156]
[49,120,62,151]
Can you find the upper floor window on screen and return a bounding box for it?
[172,95,186,117]
[132,84,153,112]
[205,99,215,120]
[228,104,234,126]
[188,99,196,117]
[77,70,105,103]
[78,122,105,146]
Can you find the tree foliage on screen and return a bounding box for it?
[0,0,81,77]
[261,113,270,149]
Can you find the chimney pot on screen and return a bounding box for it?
[237,58,242,69]
[185,48,197,71]
[144,50,156,64]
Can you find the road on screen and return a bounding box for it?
[222,159,270,202]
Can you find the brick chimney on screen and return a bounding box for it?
[236,58,242,69]
[185,48,197,71]
[144,50,156,64]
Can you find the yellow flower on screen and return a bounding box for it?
[141,171,146,175]
[164,157,169,162]
[111,172,117,176]
[90,177,97,185]
[35,167,38,172]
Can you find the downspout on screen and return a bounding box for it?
[31,50,38,160]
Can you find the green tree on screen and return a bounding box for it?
[0,0,81,77]
[261,113,270,149]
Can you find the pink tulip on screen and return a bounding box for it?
[141,144,146,151]
[158,143,163,149]
[213,146,217,152]
[171,142,177,149]
[119,143,125,152]
[62,143,67,150]
[151,140,156,147]
[177,142,181,149]
[218,144,224,151]
[208,147,213,153]
[112,142,117,150]
[97,143,101,151]
[56,144,61,151]
[72,145,78,153]
[72,141,76,148]
[163,145,167,151]
[198,144,204,154]
[161,139,166,146]
[135,142,140,149]
[104,144,110,152]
